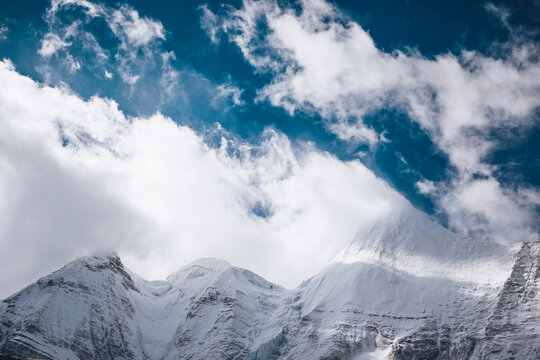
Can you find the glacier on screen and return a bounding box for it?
[0,207,538,359]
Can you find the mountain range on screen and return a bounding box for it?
[1,207,538,359]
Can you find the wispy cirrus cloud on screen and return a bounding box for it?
[39,32,70,57]
[40,0,165,83]
[202,0,540,243]
[0,25,7,41]
[34,0,247,125]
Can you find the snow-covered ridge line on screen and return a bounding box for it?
[1,212,538,359]
[333,207,519,286]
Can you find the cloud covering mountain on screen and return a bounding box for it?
[0,0,538,299]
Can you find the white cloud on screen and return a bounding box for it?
[109,5,165,47]
[200,4,220,44]
[39,0,166,85]
[209,0,540,243]
[49,0,102,17]
[416,180,436,195]
[36,0,248,116]
[64,54,81,73]
[158,51,179,101]
[443,178,539,243]
[0,60,406,298]
[0,25,8,41]
[38,33,70,57]
[213,82,245,107]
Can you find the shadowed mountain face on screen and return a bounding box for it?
[1,211,538,360]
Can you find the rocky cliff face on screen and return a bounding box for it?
[386,241,540,360]
[470,241,540,360]
[0,211,538,360]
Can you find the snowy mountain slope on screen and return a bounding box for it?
[0,255,290,360]
[0,254,144,360]
[280,208,530,359]
[149,258,287,360]
[0,209,538,360]
[388,241,539,360]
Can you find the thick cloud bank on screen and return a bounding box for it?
[0,60,405,298]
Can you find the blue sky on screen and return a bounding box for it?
[0,0,538,297]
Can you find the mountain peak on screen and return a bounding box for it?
[1,239,535,359]
[64,251,136,290]
[185,257,232,271]
[77,250,120,264]
[70,251,123,271]
[332,206,516,286]
[334,206,459,263]
[166,257,233,285]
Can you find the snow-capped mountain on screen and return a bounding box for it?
[1,208,538,359]
[292,209,538,359]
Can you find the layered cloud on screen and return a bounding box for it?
[0,59,406,298]
[203,0,540,243]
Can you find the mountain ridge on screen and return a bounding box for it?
[1,211,538,359]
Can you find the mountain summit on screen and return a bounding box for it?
[1,213,538,359]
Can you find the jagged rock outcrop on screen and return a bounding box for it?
[470,241,540,360]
